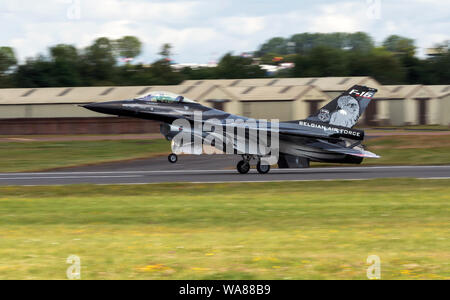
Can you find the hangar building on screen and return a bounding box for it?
[0,77,448,134]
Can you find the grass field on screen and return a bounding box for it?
[0,139,170,172]
[311,135,450,167]
[346,135,450,166]
[363,125,450,131]
[0,134,448,172]
[0,179,448,280]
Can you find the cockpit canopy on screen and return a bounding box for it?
[135,91,196,104]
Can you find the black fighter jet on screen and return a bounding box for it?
[83,85,380,174]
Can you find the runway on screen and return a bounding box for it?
[0,154,449,186]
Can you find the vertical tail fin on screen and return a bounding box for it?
[307,85,378,128]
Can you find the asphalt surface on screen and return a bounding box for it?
[0,155,449,186]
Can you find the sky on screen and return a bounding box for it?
[0,0,449,64]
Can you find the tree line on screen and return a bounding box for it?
[0,32,448,88]
[258,33,449,85]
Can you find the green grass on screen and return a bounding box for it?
[363,135,450,166]
[315,135,450,166]
[0,139,170,172]
[363,147,450,165]
[365,125,450,131]
[0,179,448,280]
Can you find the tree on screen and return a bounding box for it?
[290,33,318,54]
[216,53,265,79]
[346,50,373,76]
[48,44,81,86]
[347,32,374,52]
[159,43,172,59]
[292,46,348,77]
[4,33,450,88]
[400,54,424,84]
[15,55,56,87]
[257,37,288,56]
[260,52,283,65]
[383,35,416,56]
[180,66,218,80]
[115,36,142,60]
[0,47,17,74]
[116,64,157,86]
[287,32,374,55]
[150,58,184,85]
[366,48,406,84]
[50,44,78,62]
[81,37,117,85]
[426,51,450,84]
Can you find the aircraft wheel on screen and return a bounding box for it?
[168,153,178,164]
[256,162,271,174]
[237,161,251,174]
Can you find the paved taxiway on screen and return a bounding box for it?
[0,156,449,186]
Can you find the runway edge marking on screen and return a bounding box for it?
[0,165,449,176]
[8,177,450,187]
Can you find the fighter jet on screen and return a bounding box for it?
[83,85,380,174]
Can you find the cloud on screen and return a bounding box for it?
[81,0,201,23]
[0,0,448,63]
[218,16,266,36]
[308,2,369,33]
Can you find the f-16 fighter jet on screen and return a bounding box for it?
[83,85,380,174]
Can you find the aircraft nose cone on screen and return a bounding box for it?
[82,103,97,109]
[82,101,122,115]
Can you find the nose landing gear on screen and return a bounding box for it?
[168,153,178,164]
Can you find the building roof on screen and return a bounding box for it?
[0,85,210,105]
[0,80,443,106]
[0,86,147,105]
[181,79,239,87]
[224,85,329,101]
[181,76,383,92]
[425,85,450,98]
[384,85,437,99]
[279,77,377,91]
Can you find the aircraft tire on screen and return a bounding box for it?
[168,153,178,164]
[237,161,251,174]
[256,162,271,174]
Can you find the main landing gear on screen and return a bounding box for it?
[168,153,178,164]
[237,155,271,175]
[237,160,251,174]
